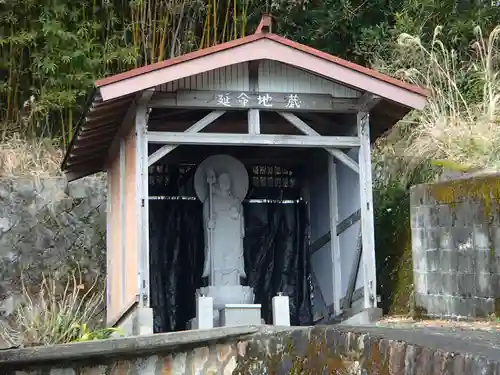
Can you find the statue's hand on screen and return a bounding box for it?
[229,206,239,218]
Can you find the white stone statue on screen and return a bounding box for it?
[194,155,254,313]
[194,155,249,286]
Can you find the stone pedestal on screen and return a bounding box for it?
[198,285,254,311]
[220,304,262,326]
[195,285,257,328]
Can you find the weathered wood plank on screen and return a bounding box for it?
[147,132,360,148]
[149,90,359,112]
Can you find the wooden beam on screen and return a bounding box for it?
[310,269,329,324]
[247,109,260,134]
[357,111,377,309]
[357,92,382,112]
[310,209,362,254]
[147,132,360,148]
[342,230,362,311]
[147,110,226,166]
[277,112,359,173]
[149,90,360,112]
[310,232,331,254]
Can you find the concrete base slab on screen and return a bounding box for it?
[117,307,154,336]
[339,307,383,325]
[220,304,262,327]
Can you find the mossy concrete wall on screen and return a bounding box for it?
[2,325,500,374]
[410,174,500,318]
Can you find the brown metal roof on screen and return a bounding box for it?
[61,91,136,180]
[63,15,427,181]
[95,32,426,98]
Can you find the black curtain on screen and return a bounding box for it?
[149,199,312,333]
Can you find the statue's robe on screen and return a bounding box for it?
[202,189,246,286]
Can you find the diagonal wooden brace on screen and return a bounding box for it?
[277,112,359,174]
[147,110,226,166]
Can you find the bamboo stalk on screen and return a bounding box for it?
[213,0,217,45]
[221,0,230,43]
[233,0,237,41]
[158,3,169,61]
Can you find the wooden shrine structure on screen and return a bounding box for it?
[61,15,427,333]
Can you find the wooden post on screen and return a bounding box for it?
[328,155,342,315]
[248,109,261,134]
[357,112,377,309]
[136,91,153,308]
[119,138,126,306]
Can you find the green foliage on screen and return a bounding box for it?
[72,323,123,342]
[374,183,413,314]
[2,0,499,150]
[0,0,137,147]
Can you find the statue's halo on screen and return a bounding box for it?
[194,154,249,202]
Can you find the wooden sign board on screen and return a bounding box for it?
[150,90,359,112]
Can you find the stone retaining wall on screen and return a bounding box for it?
[410,174,500,318]
[0,176,106,343]
[1,325,500,374]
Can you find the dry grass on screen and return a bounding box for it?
[374,25,500,183]
[0,133,63,177]
[0,270,105,347]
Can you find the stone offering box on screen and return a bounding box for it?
[61,15,427,334]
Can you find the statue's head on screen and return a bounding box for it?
[218,173,231,193]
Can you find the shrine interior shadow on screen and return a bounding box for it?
[148,152,314,333]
